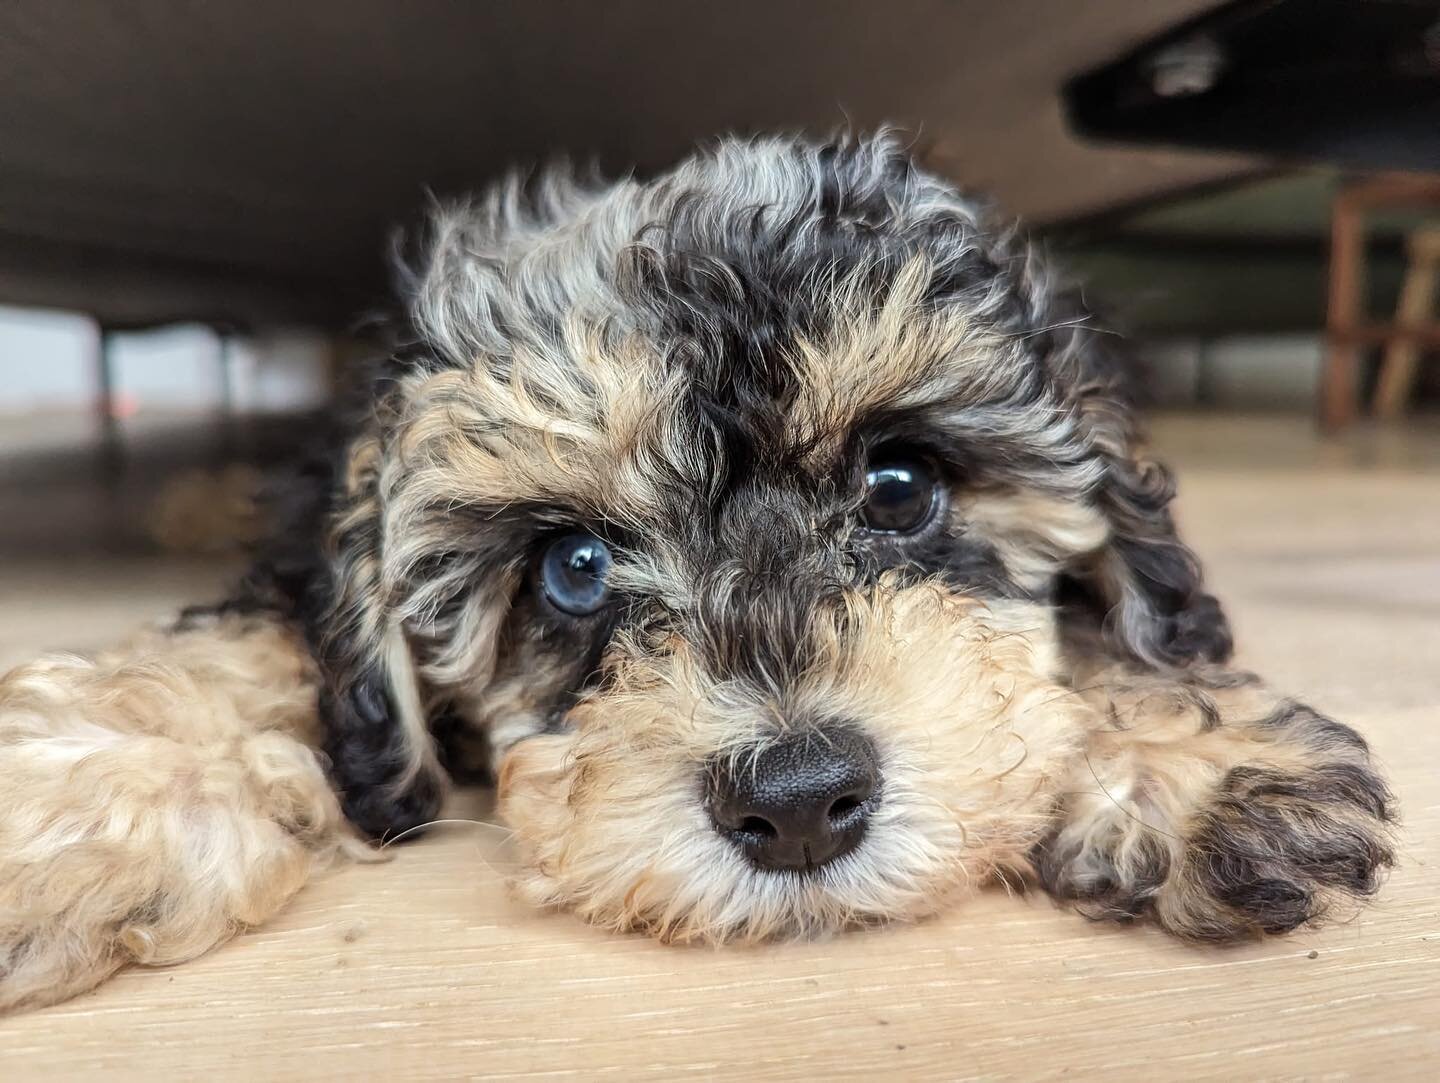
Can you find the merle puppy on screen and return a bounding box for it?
[0,134,1393,1012]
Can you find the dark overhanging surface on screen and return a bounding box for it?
[1,0,1251,327]
[1066,0,1440,173]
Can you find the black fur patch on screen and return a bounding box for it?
[1258,700,1373,754]
[321,671,444,840]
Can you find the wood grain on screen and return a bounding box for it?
[2,416,1438,1080]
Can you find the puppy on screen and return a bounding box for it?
[0,134,1393,1012]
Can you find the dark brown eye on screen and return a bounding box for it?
[860,458,939,534]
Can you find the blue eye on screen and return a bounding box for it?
[539,533,613,616]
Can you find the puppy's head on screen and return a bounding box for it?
[318,135,1230,939]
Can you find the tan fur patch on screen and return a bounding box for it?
[788,259,1010,453]
[0,615,370,1013]
[386,329,680,527]
[955,488,1110,592]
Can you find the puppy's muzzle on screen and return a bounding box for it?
[707,728,881,872]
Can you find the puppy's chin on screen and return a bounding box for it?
[496,590,1091,943]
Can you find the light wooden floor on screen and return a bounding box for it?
[1,415,1438,1080]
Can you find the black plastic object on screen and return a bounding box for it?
[1065,0,1440,171]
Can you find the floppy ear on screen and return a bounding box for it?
[260,413,448,841]
[1061,335,1233,671]
[929,180,1230,673]
[1087,435,1233,668]
[312,610,447,842]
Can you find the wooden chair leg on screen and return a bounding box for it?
[1374,229,1440,420]
[1321,198,1366,431]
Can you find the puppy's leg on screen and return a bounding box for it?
[0,614,368,1012]
[1035,669,1394,939]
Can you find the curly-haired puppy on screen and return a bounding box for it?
[0,134,1395,1012]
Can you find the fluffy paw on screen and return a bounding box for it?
[0,728,359,1013]
[0,834,310,1013]
[1036,701,1396,941]
[1162,759,1394,939]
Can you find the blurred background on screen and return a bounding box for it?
[2,0,1439,664]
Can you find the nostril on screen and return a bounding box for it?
[738,814,778,839]
[826,791,872,831]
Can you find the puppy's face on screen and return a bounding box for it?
[343,137,1227,939]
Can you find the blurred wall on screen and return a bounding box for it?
[0,305,95,413]
[0,305,330,416]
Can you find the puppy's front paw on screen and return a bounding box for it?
[1037,694,1396,941]
[0,829,314,1013]
[0,725,355,1013]
[1162,757,1395,939]
[1,846,171,1012]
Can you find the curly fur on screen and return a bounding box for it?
[0,614,372,1012]
[0,133,1393,1013]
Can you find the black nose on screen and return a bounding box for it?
[708,729,880,872]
